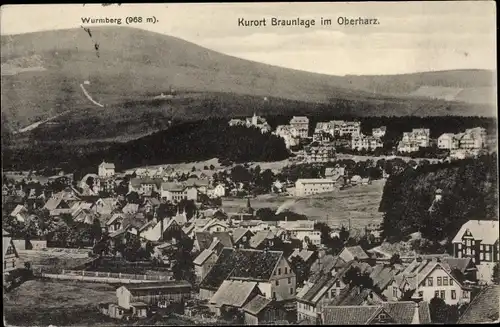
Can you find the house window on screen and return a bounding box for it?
[480,253,484,260]
[443,277,448,286]
[392,287,398,298]
[486,252,491,261]
[285,267,288,274]
[437,277,442,286]
[290,288,294,295]
[330,289,336,298]
[451,290,456,300]
[449,279,454,286]
[427,277,433,286]
[278,268,281,275]
[288,277,291,284]
[434,291,439,298]
[273,292,276,299]
[440,291,446,299]
[276,280,279,286]
[336,280,341,288]
[463,291,469,299]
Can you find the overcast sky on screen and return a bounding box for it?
[0,2,496,75]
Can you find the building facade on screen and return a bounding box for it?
[290,116,310,139]
[452,220,499,283]
[295,179,336,197]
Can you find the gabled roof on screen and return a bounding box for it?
[321,305,387,325]
[193,249,215,266]
[369,264,404,292]
[398,259,464,290]
[184,178,210,187]
[418,255,477,274]
[10,204,27,217]
[195,232,215,252]
[3,234,18,258]
[299,261,372,305]
[209,280,258,308]
[289,249,315,263]
[122,203,139,213]
[451,220,499,245]
[340,246,369,260]
[200,248,284,291]
[161,182,185,192]
[457,285,500,324]
[122,281,192,296]
[242,295,271,315]
[106,213,125,226]
[129,177,162,189]
[310,254,346,277]
[212,231,233,248]
[249,230,275,248]
[99,162,115,169]
[382,301,431,325]
[329,285,383,306]
[231,228,254,244]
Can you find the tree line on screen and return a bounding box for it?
[379,154,498,250]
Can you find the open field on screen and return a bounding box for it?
[17,249,95,274]
[222,179,385,229]
[3,279,117,326]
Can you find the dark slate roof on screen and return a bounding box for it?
[382,301,431,325]
[249,230,274,248]
[310,254,346,276]
[342,246,369,260]
[195,232,214,251]
[193,249,215,266]
[369,264,403,292]
[210,280,258,308]
[212,231,234,248]
[419,255,476,274]
[199,248,283,291]
[321,306,384,325]
[457,285,500,324]
[301,261,371,304]
[124,281,192,296]
[200,248,236,290]
[232,228,254,244]
[329,286,381,306]
[242,295,271,315]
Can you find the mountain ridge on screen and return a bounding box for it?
[1,26,496,131]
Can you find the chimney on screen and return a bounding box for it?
[160,218,165,241]
[411,302,420,324]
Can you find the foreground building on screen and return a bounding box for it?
[319,301,431,325]
[457,285,500,324]
[395,257,472,305]
[199,248,296,303]
[451,219,499,283]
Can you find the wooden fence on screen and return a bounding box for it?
[36,271,173,284]
[61,269,172,281]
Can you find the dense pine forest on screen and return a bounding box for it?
[379,154,498,244]
[2,116,497,174]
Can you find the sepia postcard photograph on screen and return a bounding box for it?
[1,2,498,326]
